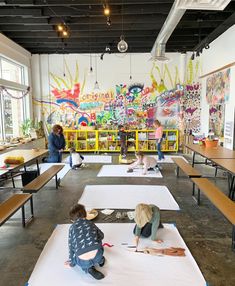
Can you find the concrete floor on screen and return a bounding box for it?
[0,154,234,286]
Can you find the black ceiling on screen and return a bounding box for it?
[0,0,235,54]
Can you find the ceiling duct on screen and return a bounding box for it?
[151,0,232,61]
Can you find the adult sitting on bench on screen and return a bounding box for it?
[0,193,33,227]
[192,178,235,251]
[22,165,64,193]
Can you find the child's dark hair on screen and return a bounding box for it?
[69,147,76,153]
[118,124,124,130]
[69,204,87,221]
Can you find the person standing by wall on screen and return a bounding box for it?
[118,125,127,159]
[154,120,165,161]
[47,124,66,163]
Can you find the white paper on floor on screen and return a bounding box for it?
[63,155,112,164]
[97,165,162,178]
[150,155,188,163]
[79,185,179,210]
[27,223,206,286]
[83,155,112,163]
[23,163,70,180]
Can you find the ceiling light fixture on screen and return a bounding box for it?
[103,4,110,16]
[117,0,128,53]
[205,43,210,49]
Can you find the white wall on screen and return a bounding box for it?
[200,25,235,149]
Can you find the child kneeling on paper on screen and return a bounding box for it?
[65,204,105,280]
[69,148,84,169]
[133,203,163,250]
[127,151,159,175]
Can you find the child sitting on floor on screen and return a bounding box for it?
[69,148,84,169]
[64,204,105,280]
[127,151,159,175]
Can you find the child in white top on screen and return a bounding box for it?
[127,152,159,175]
[69,148,84,169]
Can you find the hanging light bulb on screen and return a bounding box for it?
[57,24,63,32]
[117,35,128,53]
[117,0,128,53]
[104,5,110,16]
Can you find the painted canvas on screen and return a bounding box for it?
[209,104,225,137]
[206,69,230,104]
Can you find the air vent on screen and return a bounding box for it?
[176,0,231,10]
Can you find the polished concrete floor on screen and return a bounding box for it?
[0,154,234,286]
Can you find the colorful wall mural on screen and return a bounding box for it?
[206,68,230,104]
[33,58,201,135]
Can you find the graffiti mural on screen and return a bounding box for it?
[33,58,201,133]
[209,104,225,137]
[206,69,230,104]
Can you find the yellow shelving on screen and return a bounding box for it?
[63,129,178,152]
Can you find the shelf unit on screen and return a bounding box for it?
[64,130,97,152]
[63,129,178,152]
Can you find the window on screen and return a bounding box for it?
[0,56,29,140]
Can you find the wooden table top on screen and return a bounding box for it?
[184,143,235,159]
[210,158,235,174]
[0,149,48,175]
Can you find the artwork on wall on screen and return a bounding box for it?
[209,104,225,137]
[206,68,230,104]
[33,58,201,133]
[181,83,201,134]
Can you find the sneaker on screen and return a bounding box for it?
[88,267,104,280]
[99,256,105,267]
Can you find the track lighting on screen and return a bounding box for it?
[191,52,195,61]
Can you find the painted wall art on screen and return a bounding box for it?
[206,68,230,104]
[209,104,225,137]
[33,58,201,134]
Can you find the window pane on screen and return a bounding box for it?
[1,58,23,84]
[3,90,23,139]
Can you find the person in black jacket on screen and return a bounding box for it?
[118,124,127,158]
[64,204,105,280]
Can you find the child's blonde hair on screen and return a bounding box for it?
[134,203,153,227]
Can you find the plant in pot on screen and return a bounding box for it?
[21,119,33,137]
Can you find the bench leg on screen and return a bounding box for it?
[30,196,34,217]
[192,187,200,205]
[11,176,15,188]
[21,205,26,227]
[176,166,179,177]
[55,174,60,189]
[36,159,40,175]
[192,152,195,167]
[232,225,235,251]
[192,182,195,196]
[214,166,218,177]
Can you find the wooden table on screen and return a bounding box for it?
[0,149,48,186]
[184,143,235,166]
[210,158,235,199]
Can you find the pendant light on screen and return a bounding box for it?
[94,55,100,90]
[117,0,128,53]
[88,11,93,75]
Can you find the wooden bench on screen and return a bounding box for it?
[0,193,34,227]
[172,157,202,196]
[192,178,235,250]
[22,165,64,193]
[172,157,202,178]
